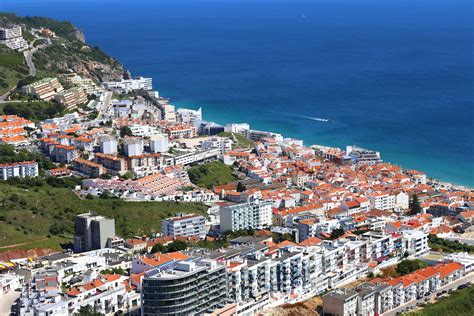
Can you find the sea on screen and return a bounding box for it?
[1,0,473,186]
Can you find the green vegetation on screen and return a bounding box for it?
[396,259,428,275]
[405,286,474,316]
[0,144,56,172]
[100,267,127,275]
[0,181,207,252]
[150,240,188,254]
[0,13,80,41]
[0,13,123,94]
[0,46,29,94]
[188,161,237,189]
[1,101,64,122]
[217,132,255,149]
[409,194,422,215]
[428,234,474,254]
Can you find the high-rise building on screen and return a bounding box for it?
[219,200,273,232]
[73,212,115,253]
[141,258,228,315]
[162,213,206,239]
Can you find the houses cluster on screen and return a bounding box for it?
[322,261,465,315]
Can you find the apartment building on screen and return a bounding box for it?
[403,230,429,257]
[322,288,358,316]
[225,123,250,138]
[102,77,152,94]
[141,259,228,315]
[94,153,127,176]
[162,213,206,239]
[346,145,382,165]
[0,161,38,180]
[126,153,163,177]
[0,25,22,39]
[22,77,64,100]
[54,86,88,110]
[61,72,99,94]
[0,25,28,50]
[220,200,273,232]
[165,123,196,139]
[99,136,118,155]
[173,148,220,166]
[124,137,144,157]
[74,213,116,253]
[149,134,169,153]
[73,158,105,177]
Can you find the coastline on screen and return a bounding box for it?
[1,0,472,188]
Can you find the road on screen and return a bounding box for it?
[98,90,113,119]
[23,49,37,77]
[382,272,474,316]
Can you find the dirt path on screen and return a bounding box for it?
[0,238,48,250]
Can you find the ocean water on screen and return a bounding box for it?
[2,0,473,186]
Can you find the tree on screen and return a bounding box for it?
[120,126,133,137]
[166,240,187,252]
[329,228,345,240]
[396,259,428,275]
[236,181,246,192]
[150,243,167,253]
[409,194,422,215]
[75,305,103,316]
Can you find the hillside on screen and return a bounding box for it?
[188,161,237,189]
[0,13,123,94]
[0,181,208,252]
[218,132,255,149]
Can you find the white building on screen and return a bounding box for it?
[219,200,273,232]
[0,25,28,51]
[129,124,160,137]
[162,213,206,239]
[0,161,39,180]
[99,136,118,155]
[177,107,202,124]
[102,77,152,94]
[225,123,250,139]
[149,134,169,153]
[124,138,144,157]
[403,230,429,257]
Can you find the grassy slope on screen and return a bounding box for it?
[0,182,207,251]
[188,161,237,189]
[0,46,29,95]
[217,132,255,149]
[406,286,474,316]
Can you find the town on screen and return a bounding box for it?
[1,20,474,316]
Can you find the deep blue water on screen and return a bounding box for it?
[2,0,473,186]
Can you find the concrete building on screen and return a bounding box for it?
[177,107,202,124]
[99,136,118,155]
[0,25,22,39]
[149,134,169,153]
[346,145,382,166]
[22,77,64,100]
[0,25,28,51]
[54,86,88,110]
[219,200,273,232]
[94,153,127,176]
[225,123,250,139]
[73,213,115,253]
[124,138,144,157]
[322,288,358,316]
[0,161,38,180]
[102,77,152,94]
[161,213,206,239]
[141,258,228,315]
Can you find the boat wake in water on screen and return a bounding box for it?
[284,113,331,123]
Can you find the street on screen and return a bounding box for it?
[98,90,113,119]
[382,272,474,316]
